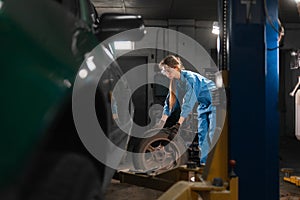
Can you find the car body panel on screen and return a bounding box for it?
[0,0,98,188]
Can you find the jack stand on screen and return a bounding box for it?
[281,168,300,187]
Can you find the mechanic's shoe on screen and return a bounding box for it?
[199,163,206,167]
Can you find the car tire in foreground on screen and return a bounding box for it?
[132,129,188,172]
[29,154,103,200]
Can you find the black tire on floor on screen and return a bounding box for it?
[30,154,103,200]
[132,130,188,171]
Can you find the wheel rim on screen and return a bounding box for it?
[141,138,181,170]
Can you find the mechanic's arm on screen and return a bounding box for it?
[160,93,171,122]
[179,82,197,123]
[153,94,170,128]
[178,116,185,125]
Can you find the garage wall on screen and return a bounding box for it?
[144,19,218,52]
[279,23,300,137]
[135,19,219,82]
[281,23,300,50]
[280,50,300,137]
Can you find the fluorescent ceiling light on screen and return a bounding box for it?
[291,51,297,56]
[296,0,300,16]
[212,21,220,35]
[86,56,96,71]
[114,41,134,50]
[79,69,88,79]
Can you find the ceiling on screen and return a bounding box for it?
[92,0,218,21]
[92,0,300,24]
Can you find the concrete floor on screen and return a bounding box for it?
[104,136,300,200]
[105,179,163,200]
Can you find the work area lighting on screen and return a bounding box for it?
[212,21,220,35]
[114,41,134,50]
[290,49,300,70]
[295,0,300,15]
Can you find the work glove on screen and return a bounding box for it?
[153,119,165,129]
[167,122,180,140]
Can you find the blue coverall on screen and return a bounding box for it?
[163,70,216,164]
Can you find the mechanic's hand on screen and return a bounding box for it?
[167,122,180,140]
[153,119,165,129]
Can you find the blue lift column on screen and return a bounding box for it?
[228,0,279,199]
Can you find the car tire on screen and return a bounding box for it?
[132,130,188,172]
[29,153,103,200]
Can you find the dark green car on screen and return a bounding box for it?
[0,0,144,199]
